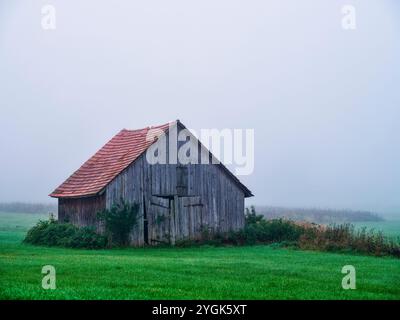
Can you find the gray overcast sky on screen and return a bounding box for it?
[0,1,399,215]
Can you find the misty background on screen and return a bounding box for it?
[0,1,399,218]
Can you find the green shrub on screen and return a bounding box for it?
[97,199,140,246]
[24,219,107,249]
[24,219,76,246]
[245,206,264,224]
[69,227,108,249]
[194,217,304,247]
[243,219,304,244]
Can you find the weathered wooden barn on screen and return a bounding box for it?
[50,120,253,246]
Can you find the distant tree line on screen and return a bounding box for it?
[0,202,57,214]
[255,206,384,223]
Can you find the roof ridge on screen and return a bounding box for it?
[122,120,178,132]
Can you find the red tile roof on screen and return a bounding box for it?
[50,122,172,198]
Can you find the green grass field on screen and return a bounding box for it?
[0,213,399,300]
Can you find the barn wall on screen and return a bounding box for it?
[104,123,247,246]
[105,153,179,246]
[58,194,106,229]
[186,163,245,233]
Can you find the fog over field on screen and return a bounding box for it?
[0,1,399,217]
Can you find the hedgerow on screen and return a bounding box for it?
[177,206,400,258]
[24,217,107,249]
[23,205,400,257]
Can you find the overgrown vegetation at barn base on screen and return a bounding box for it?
[24,217,107,249]
[178,207,400,258]
[23,205,400,257]
[24,200,140,249]
[97,200,139,246]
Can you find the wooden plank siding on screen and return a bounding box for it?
[58,122,248,246]
[58,194,106,231]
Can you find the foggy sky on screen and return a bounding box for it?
[1,1,399,216]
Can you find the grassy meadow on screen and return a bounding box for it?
[0,212,399,300]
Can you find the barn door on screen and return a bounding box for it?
[173,196,203,241]
[148,196,171,245]
[148,195,203,245]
